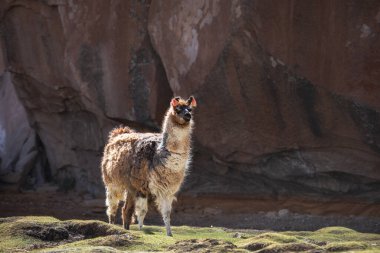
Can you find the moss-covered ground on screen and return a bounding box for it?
[0,216,379,252]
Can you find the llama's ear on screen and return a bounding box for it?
[171,97,180,107]
[187,96,197,107]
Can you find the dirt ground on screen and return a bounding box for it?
[1,190,379,233]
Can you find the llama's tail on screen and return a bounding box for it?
[109,126,134,138]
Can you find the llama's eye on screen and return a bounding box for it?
[175,107,181,113]
[187,108,192,112]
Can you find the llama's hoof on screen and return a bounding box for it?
[167,232,173,237]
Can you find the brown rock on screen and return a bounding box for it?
[149,0,380,200]
[0,72,38,185]
[148,0,237,95]
[0,0,379,204]
[0,0,171,194]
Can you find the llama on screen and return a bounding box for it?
[101,96,197,236]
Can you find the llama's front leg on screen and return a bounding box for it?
[106,188,119,224]
[135,196,148,230]
[122,192,135,230]
[158,196,174,236]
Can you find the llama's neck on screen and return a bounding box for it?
[160,112,192,154]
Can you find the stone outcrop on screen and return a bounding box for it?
[0,0,171,194]
[0,72,39,187]
[0,0,379,202]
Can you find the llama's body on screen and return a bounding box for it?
[101,96,196,236]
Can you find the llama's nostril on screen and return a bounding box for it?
[184,113,191,121]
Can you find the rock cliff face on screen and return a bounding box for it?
[0,0,379,202]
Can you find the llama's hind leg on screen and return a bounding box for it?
[135,196,148,230]
[105,187,119,224]
[122,192,135,230]
[157,196,174,236]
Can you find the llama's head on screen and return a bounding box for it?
[170,96,197,125]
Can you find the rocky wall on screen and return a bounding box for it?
[0,0,379,201]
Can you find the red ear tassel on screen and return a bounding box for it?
[190,96,197,107]
[171,98,179,107]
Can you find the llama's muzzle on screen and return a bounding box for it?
[183,112,191,122]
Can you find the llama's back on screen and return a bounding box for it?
[101,125,136,185]
[109,126,134,138]
[101,127,162,192]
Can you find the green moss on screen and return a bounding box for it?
[123,225,241,251]
[305,226,380,248]
[0,216,63,252]
[237,226,380,253]
[324,241,368,252]
[61,219,127,237]
[255,232,299,243]
[1,217,379,253]
[317,226,356,234]
[46,234,135,252]
[260,242,316,253]
[237,232,314,252]
[0,216,129,252]
[237,238,273,251]
[40,246,123,252]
